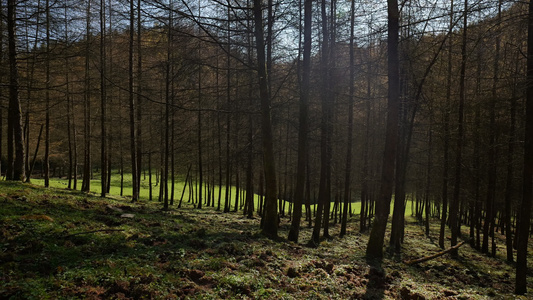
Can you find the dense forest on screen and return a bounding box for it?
[1,0,533,297]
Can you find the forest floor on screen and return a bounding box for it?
[1,181,532,299]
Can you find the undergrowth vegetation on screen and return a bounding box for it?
[1,181,531,299]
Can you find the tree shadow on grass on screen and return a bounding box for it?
[363,257,386,300]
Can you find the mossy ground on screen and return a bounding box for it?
[1,181,531,299]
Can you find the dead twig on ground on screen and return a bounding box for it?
[404,241,466,265]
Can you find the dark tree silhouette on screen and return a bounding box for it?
[7,0,26,182]
[254,0,278,239]
[366,0,400,259]
[516,0,533,294]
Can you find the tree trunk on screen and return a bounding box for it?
[129,0,138,202]
[44,0,51,187]
[216,51,223,211]
[245,16,255,218]
[7,0,26,182]
[196,3,203,209]
[321,0,336,240]
[245,117,254,218]
[66,55,73,189]
[449,0,468,257]
[28,125,44,179]
[223,4,232,213]
[22,1,40,182]
[81,0,92,192]
[63,1,73,189]
[311,0,332,246]
[515,0,533,293]
[439,0,454,249]
[366,0,400,259]
[340,0,355,238]
[170,101,175,206]
[136,0,143,198]
[162,7,173,210]
[360,53,372,233]
[425,126,432,236]
[0,0,3,178]
[197,68,203,210]
[99,0,107,197]
[254,0,278,239]
[504,81,517,262]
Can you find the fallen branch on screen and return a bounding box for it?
[404,241,466,265]
[63,229,124,238]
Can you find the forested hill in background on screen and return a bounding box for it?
[2,0,533,296]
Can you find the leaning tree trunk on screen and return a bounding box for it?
[366,0,400,259]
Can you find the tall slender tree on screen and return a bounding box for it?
[360,45,373,233]
[245,0,255,219]
[136,0,142,197]
[7,0,26,182]
[340,0,356,238]
[224,3,232,213]
[311,0,333,246]
[449,0,468,257]
[0,0,4,178]
[254,0,278,239]
[162,1,173,210]
[129,0,139,202]
[44,0,51,187]
[515,0,533,294]
[504,53,519,263]
[366,0,400,259]
[81,0,92,192]
[439,0,454,249]
[64,0,77,190]
[100,0,107,197]
[197,1,203,210]
[482,0,501,256]
[288,0,311,242]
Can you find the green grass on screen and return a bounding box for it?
[30,172,421,217]
[31,172,269,211]
[1,180,530,299]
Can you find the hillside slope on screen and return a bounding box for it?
[0,182,530,299]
